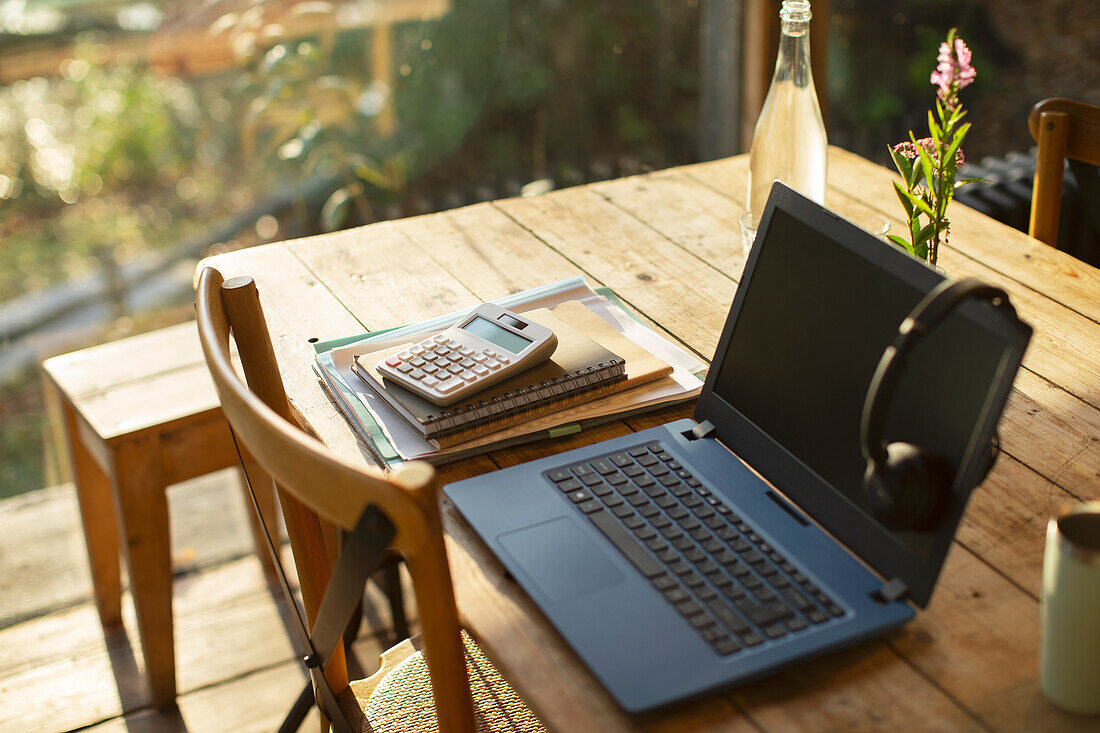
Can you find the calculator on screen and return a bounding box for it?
[377,303,558,406]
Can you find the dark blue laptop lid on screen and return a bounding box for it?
[696,183,1031,606]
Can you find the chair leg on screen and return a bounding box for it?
[378,563,409,641]
[60,399,123,628]
[112,436,177,709]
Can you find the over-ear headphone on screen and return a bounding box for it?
[860,277,1016,531]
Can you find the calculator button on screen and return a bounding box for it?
[422,364,439,374]
[472,365,490,376]
[460,359,476,368]
[485,360,501,370]
[446,340,463,350]
[496,355,511,364]
[398,351,412,360]
[421,376,439,388]
[432,335,448,343]
[472,354,488,363]
[384,357,402,367]
[409,344,426,355]
[395,363,414,373]
[447,365,464,375]
[435,378,461,393]
[459,347,475,357]
[408,369,426,380]
[459,371,477,382]
[409,357,426,367]
[421,352,438,361]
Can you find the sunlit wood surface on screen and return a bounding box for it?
[197,148,1100,731]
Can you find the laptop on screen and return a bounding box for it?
[444,183,1032,713]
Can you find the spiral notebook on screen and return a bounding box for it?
[352,303,671,447]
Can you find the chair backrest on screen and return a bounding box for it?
[195,266,476,732]
[1028,97,1100,246]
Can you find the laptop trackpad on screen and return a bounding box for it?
[498,516,624,601]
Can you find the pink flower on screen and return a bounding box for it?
[893,138,965,167]
[930,33,976,109]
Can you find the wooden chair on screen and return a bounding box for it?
[195,266,545,732]
[1028,97,1100,247]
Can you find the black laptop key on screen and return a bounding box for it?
[683,494,703,508]
[754,588,777,604]
[635,526,657,541]
[669,560,691,576]
[590,458,617,475]
[707,598,751,634]
[684,548,706,564]
[580,474,604,487]
[692,504,716,519]
[741,632,764,647]
[627,447,649,457]
[648,464,670,478]
[667,461,682,470]
[676,600,703,618]
[808,609,828,624]
[827,604,845,617]
[557,478,582,492]
[612,504,634,519]
[686,478,702,488]
[672,536,695,551]
[627,493,649,507]
[690,528,711,542]
[635,474,656,488]
[645,538,667,552]
[588,510,664,579]
[702,539,723,553]
[548,469,573,483]
[669,484,692,498]
[660,525,683,540]
[602,493,623,507]
[782,587,814,612]
[696,585,718,601]
[704,516,725,530]
[678,517,701,532]
[665,587,690,604]
[689,614,716,630]
[763,624,787,640]
[714,638,742,656]
[622,465,644,478]
[606,472,629,486]
[658,548,679,563]
[571,464,595,477]
[638,504,660,518]
[731,538,752,553]
[623,516,646,530]
[578,500,602,514]
[653,575,677,591]
[637,455,658,467]
[697,560,720,576]
[609,453,634,467]
[787,617,808,632]
[643,484,666,498]
[654,451,673,461]
[568,489,592,503]
[651,515,671,529]
[659,474,681,487]
[667,506,689,520]
[717,527,738,541]
[655,495,677,509]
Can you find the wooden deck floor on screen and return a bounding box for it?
[0,469,410,732]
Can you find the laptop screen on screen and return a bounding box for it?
[698,185,1029,606]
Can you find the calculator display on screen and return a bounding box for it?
[462,316,532,354]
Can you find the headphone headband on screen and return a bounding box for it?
[860,277,1013,467]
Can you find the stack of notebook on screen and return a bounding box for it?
[351,303,674,447]
[311,276,707,468]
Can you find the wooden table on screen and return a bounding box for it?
[203,147,1100,732]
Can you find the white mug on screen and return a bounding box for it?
[1040,501,1100,714]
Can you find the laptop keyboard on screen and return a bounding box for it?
[544,442,846,657]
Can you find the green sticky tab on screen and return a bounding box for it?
[548,423,582,438]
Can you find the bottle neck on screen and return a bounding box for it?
[773,20,813,89]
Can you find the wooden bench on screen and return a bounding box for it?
[41,321,277,708]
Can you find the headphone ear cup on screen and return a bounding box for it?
[862,442,952,531]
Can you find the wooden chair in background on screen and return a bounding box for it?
[1028,97,1100,247]
[195,266,545,732]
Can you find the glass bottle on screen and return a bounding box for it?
[746,0,827,226]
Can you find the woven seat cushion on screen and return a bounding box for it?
[348,632,545,733]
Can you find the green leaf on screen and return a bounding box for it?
[928,110,942,143]
[887,234,916,254]
[892,180,915,216]
[888,145,912,179]
[955,176,985,187]
[911,195,935,219]
[914,223,937,248]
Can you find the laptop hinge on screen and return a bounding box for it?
[683,419,716,441]
[872,577,909,604]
